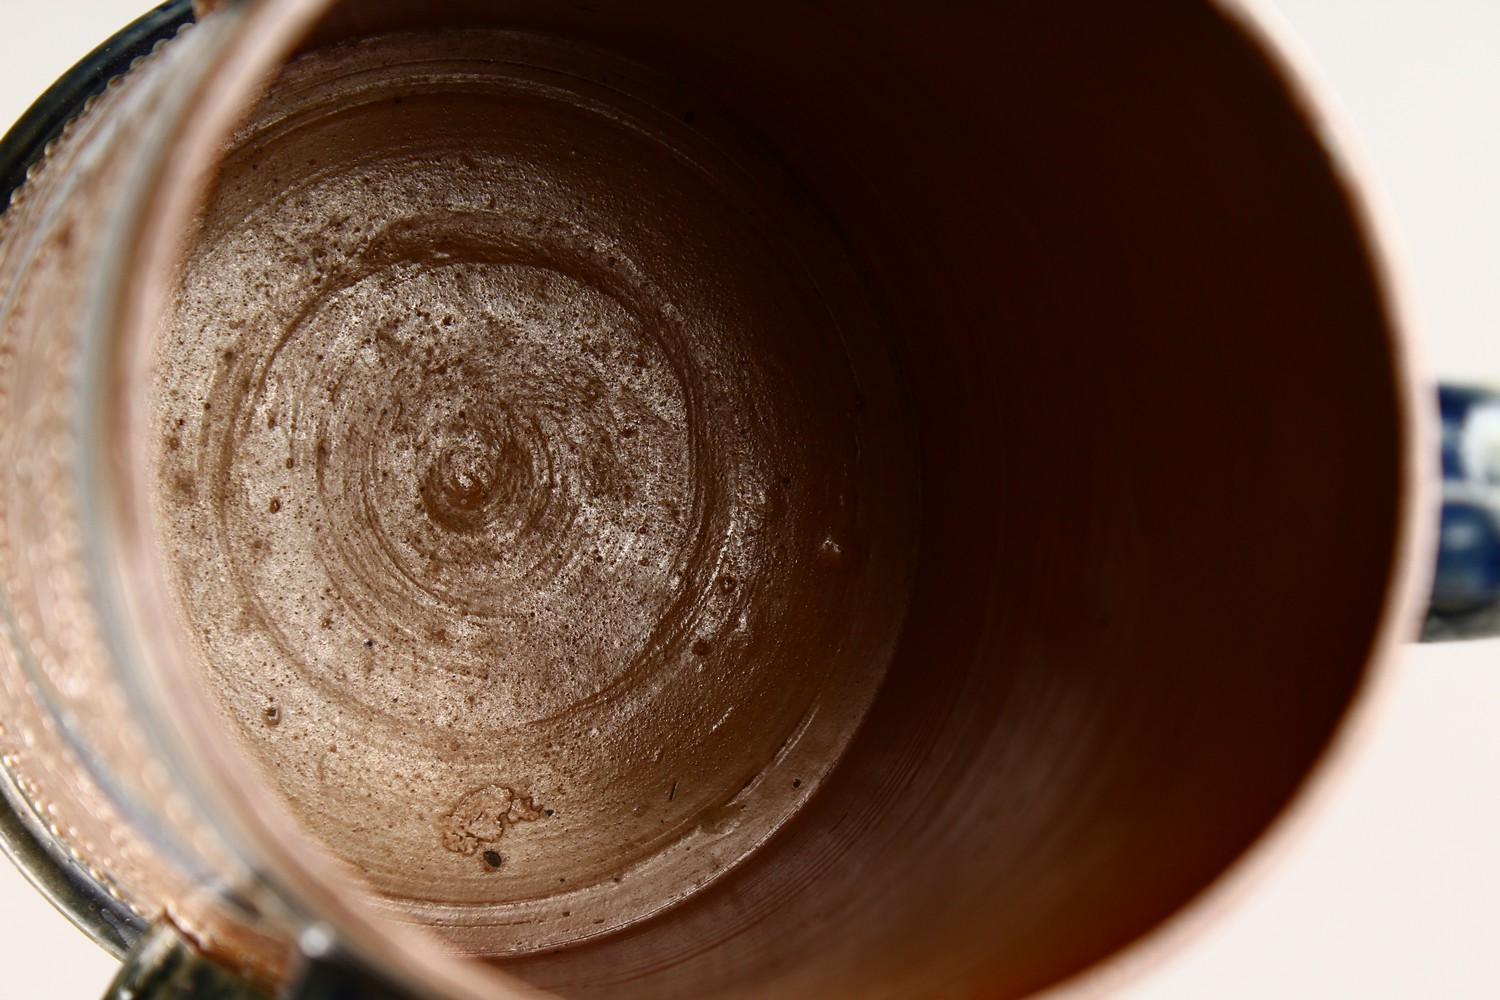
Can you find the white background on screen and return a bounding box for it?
[1,2,1498,998]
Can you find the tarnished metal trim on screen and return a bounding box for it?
[0,0,196,963]
[105,922,271,1000]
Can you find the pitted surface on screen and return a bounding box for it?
[150,31,919,952]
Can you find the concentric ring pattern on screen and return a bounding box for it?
[150,32,918,952]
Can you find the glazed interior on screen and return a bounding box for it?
[147,2,1409,998]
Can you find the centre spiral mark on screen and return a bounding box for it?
[198,218,753,729]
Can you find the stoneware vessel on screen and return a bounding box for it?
[0,1,1430,998]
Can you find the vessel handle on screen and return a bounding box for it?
[103,923,269,1000]
[105,921,420,1000]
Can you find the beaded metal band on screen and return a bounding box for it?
[0,0,195,963]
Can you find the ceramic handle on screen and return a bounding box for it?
[1422,385,1500,641]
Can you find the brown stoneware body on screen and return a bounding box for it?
[0,2,1427,999]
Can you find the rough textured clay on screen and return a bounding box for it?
[149,30,919,953]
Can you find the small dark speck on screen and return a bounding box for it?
[482,850,502,868]
[544,809,555,817]
[363,638,374,648]
[562,910,572,917]
[691,639,713,657]
[263,706,280,727]
[718,575,737,593]
[393,96,404,105]
[682,109,698,125]
[268,497,282,514]
[778,474,793,486]
[668,781,677,802]
[793,778,802,788]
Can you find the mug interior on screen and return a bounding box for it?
[114,2,1420,998]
